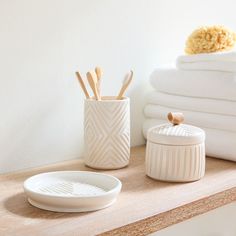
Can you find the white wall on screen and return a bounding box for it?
[0,0,158,173]
[1,0,236,173]
[152,0,236,64]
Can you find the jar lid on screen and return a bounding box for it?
[147,123,205,145]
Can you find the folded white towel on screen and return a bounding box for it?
[177,52,236,72]
[147,91,236,117]
[178,51,236,63]
[150,68,236,101]
[144,104,236,132]
[143,118,236,162]
[177,61,236,72]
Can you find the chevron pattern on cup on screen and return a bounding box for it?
[84,98,130,169]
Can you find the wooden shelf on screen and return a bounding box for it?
[1,146,236,236]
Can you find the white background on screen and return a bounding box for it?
[1,0,236,173]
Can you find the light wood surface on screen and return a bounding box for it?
[0,146,236,236]
[95,67,102,97]
[167,112,184,125]
[116,70,133,100]
[86,71,100,100]
[75,71,90,99]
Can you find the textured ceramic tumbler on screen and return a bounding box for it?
[84,96,130,169]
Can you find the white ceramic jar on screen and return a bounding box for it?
[145,123,205,182]
[84,96,130,170]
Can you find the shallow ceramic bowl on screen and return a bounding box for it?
[24,171,122,212]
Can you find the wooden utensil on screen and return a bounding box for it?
[95,67,102,97]
[116,70,133,100]
[75,71,90,99]
[86,71,101,101]
[167,112,184,125]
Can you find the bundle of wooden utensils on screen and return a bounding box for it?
[75,67,133,100]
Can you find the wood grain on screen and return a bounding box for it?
[75,71,90,99]
[101,188,236,236]
[0,146,236,236]
[116,71,133,100]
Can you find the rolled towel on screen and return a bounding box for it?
[143,118,236,162]
[177,51,236,72]
[147,91,236,117]
[150,68,236,101]
[144,104,236,133]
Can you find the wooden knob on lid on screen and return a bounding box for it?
[168,112,184,125]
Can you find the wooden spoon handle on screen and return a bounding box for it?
[168,112,184,125]
[86,71,100,101]
[95,67,102,97]
[75,71,90,99]
[117,70,133,100]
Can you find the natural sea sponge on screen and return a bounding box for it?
[185,26,236,54]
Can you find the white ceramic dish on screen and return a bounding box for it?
[23,171,122,212]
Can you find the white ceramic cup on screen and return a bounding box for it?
[84,96,130,169]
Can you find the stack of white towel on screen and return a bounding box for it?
[143,51,236,162]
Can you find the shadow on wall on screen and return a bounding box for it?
[0,92,83,173]
[129,80,152,146]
